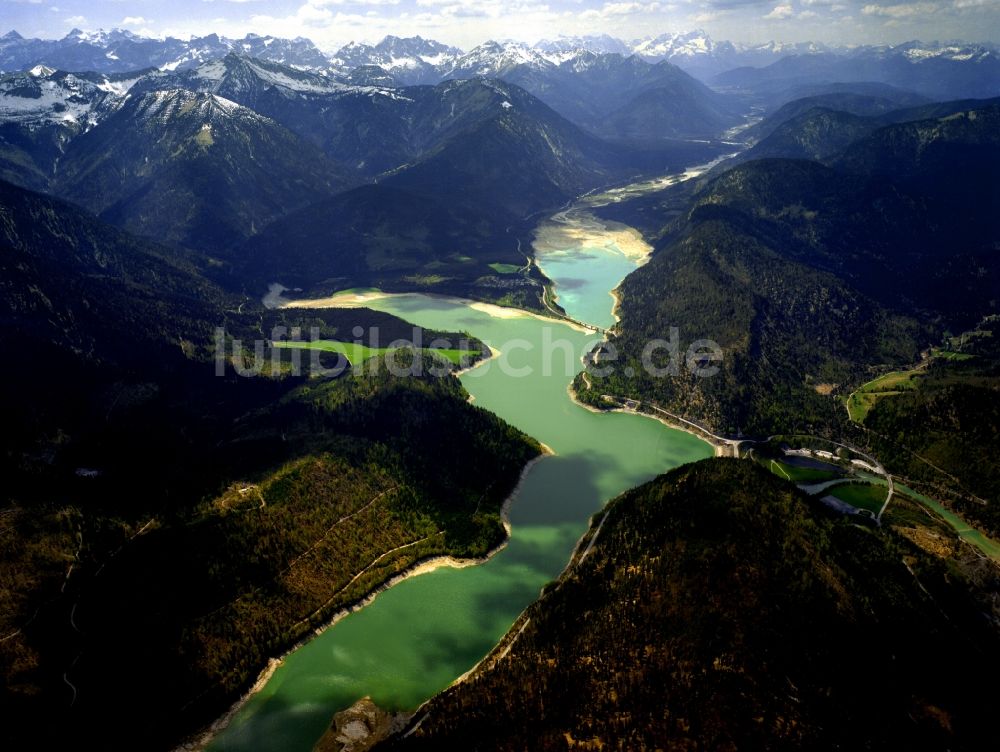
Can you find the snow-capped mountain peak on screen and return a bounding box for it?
[632,29,718,60]
[186,54,348,95]
[0,65,137,128]
[444,40,555,78]
[28,64,56,78]
[328,35,462,85]
[0,28,331,76]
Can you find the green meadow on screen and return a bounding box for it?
[765,458,842,484]
[847,369,922,422]
[828,483,888,515]
[489,263,522,274]
[273,340,470,366]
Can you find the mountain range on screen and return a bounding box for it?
[0,28,330,74]
[715,42,1000,101]
[0,51,728,297]
[3,27,999,102]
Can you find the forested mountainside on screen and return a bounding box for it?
[576,102,1000,439]
[51,88,350,254]
[741,90,930,142]
[0,178,541,750]
[380,460,1000,751]
[742,96,1000,163]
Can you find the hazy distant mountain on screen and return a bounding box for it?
[129,54,412,174]
[715,43,1000,101]
[440,45,740,140]
[385,78,635,214]
[631,29,831,77]
[155,43,739,144]
[575,55,739,139]
[239,78,643,286]
[442,40,557,80]
[5,26,999,105]
[744,88,929,142]
[534,34,632,61]
[632,29,724,60]
[150,53,352,103]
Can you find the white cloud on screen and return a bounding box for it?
[860,2,941,17]
[64,15,86,26]
[121,16,150,27]
[764,3,795,19]
[690,9,730,23]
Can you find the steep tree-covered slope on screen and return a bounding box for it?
[743,91,931,142]
[576,103,1000,436]
[381,460,1000,751]
[50,88,348,254]
[742,96,1000,163]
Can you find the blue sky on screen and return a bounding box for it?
[3,0,999,50]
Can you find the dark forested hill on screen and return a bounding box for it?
[380,459,1000,751]
[742,107,877,162]
[0,178,541,751]
[743,91,930,142]
[741,95,1000,164]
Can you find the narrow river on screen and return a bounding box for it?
[210,165,721,752]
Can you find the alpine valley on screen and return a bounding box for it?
[2,16,999,752]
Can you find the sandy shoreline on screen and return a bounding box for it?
[532,210,652,264]
[610,288,623,326]
[176,447,554,752]
[277,288,595,335]
[452,344,501,380]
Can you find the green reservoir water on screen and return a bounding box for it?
[531,218,640,330]
[211,182,713,752]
